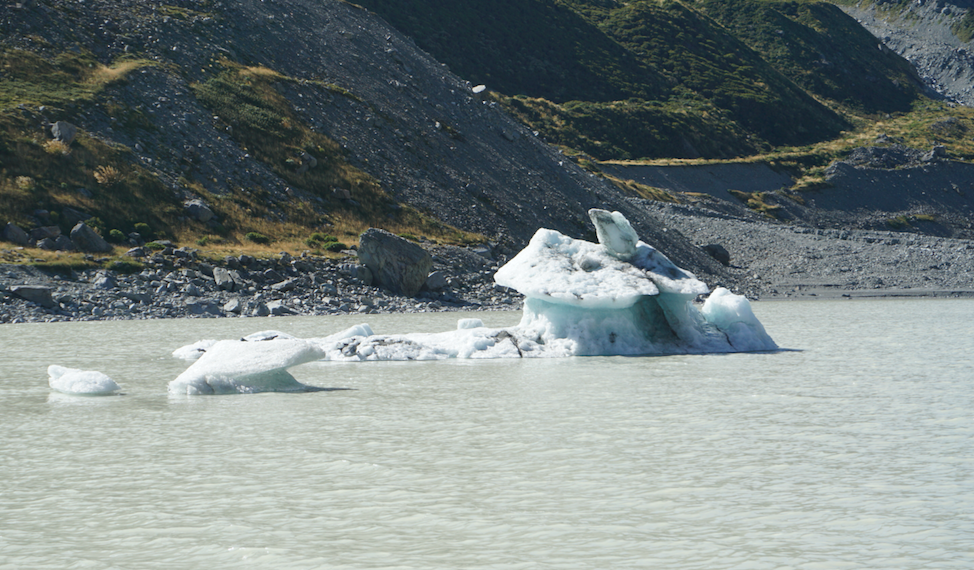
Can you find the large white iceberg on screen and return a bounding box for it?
[48,365,121,396]
[169,210,776,394]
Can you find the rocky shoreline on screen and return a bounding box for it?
[0,242,522,325]
[7,208,974,327]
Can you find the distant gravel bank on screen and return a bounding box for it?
[645,202,974,301]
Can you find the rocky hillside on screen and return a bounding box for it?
[837,0,974,106]
[0,0,724,279]
[356,0,926,160]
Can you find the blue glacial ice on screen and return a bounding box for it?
[168,210,776,394]
[48,365,121,396]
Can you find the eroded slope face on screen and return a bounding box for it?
[0,0,721,280]
[839,0,974,106]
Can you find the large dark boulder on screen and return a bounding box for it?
[51,121,78,145]
[2,222,29,245]
[183,199,215,223]
[702,243,731,266]
[357,228,432,297]
[30,226,61,242]
[70,222,113,253]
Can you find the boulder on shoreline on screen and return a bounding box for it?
[357,228,433,297]
[70,222,112,253]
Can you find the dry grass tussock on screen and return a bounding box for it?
[43,139,71,156]
[93,165,123,186]
[87,59,147,86]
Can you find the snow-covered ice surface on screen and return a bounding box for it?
[168,210,777,394]
[48,365,121,396]
[168,325,372,395]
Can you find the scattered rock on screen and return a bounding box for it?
[53,235,75,251]
[51,121,78,145]
[424,270,449,291]
[186,299,220,315]
[37,238,58,251]
[183,199,215,223]
[345,264,373,286]
[92,272,117,289]
[224,298,242,313]
[213,266,236,291]
[271,278,299,292]
[61,207,91,227]
[30,226,61,242]
[266,300,293,315]
[922,145,948,162]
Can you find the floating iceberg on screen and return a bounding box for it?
[48,365,121,396]
[168,325,373,395]
[169,210,776,394]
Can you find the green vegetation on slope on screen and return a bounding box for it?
[498,95,758,160]
[695,0,921,114]
[0,48,152,110]
[353,0,666,103]
[0,49,481,253]
[358,0,891,159]
[0,109,186,241]
[189,61,482,246]
[591,0,849,147]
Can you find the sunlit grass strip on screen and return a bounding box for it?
[0,49,153,109]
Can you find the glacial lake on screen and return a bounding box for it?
[1,299,972,569]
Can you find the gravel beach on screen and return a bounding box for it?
[646,201,974,301]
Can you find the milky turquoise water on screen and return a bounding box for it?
[1,300,971,569]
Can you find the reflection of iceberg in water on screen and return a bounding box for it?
[169,210,776,395]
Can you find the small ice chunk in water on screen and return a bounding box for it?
[48,365,120,396]
[701,288,776,351]
[457,318,484,330]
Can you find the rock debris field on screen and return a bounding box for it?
[0,243,521,325]
[647,202,974,300]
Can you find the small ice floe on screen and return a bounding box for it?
[48,365,121,396]
[168,325,373,395]
[169,210,778,394]
[457,318,485,330]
